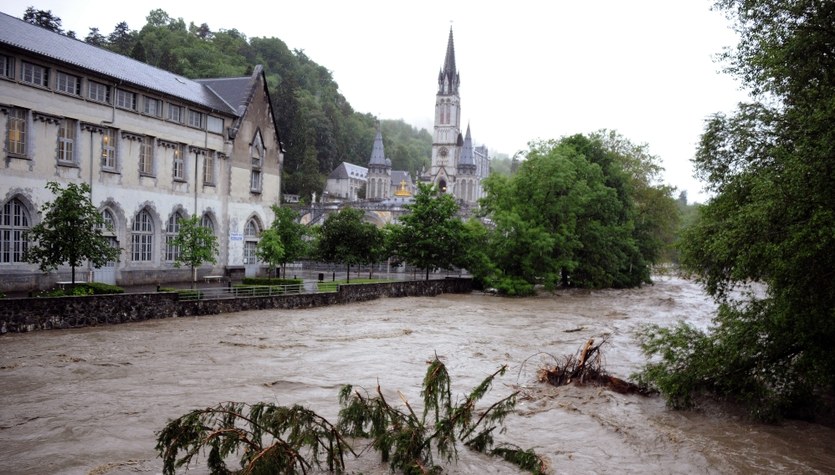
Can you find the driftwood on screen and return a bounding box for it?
[537,338,653,396]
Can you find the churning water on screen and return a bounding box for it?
[1,276,833,474]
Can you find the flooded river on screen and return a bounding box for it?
[1,276,833,474]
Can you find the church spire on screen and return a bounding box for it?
[438,27,460,95]
[369,127,387,166]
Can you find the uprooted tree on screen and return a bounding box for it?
[156,356,546,474]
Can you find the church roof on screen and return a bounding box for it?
[437,27,460,95]
[328,162,368,180]
[0,12,237,115]
[368,129,387,166]
[458,125,475,167]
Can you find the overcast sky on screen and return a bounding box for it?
[3,1,748,202]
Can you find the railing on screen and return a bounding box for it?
[176,283,308,301]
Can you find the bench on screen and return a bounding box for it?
[203,275,223,283]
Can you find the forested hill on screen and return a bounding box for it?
[20,7,432,201]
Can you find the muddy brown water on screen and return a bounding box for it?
[1,276,833,474]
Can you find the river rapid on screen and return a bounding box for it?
[1,276,833,474]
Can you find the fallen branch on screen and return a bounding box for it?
[537,337,654,396]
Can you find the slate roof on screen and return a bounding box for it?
[368,129,387,166]
[391,170,413,186]
[458,124,475,167]
[0,12,237,115]
[328,162,368,180]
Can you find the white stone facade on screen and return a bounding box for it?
[0,13,283,291]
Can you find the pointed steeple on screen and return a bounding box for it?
[369,128,387,166]
[437,27,460,95]
[459,124,475,167]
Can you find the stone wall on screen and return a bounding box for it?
[0,278,472,334]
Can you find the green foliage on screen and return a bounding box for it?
[316,208,384,283]
[155,402,353,475]
[255,228,284,279]
[337,356,546,474]
[390,183,467,280]
[638,0,835,421]
[269,205,310,278]
[171,215,219,285]
[476,133,676,293]
[25,182,121,285]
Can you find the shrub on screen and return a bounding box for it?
[241,277,302,286]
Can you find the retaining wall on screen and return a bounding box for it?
[0,278,472,334]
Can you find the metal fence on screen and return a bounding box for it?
[176,283,316,301]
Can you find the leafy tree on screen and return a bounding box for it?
[107,21,137,55]
[269,205,308,278]
[391,183,467,280]
[23,7,63,33]
[25,182,121,285]
[255,228,284,279]
[637,0,835,421]
[316,207,372,283]
[171,215,219,288]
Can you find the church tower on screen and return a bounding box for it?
[430,27,462,195]
[366,127,391,199]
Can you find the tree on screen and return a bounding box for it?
[84,27,107,46]
[171,215,219,288]
[391,183,466,280]
[23,7,63,33]
[107,21,137,55]
[637,0,835,421]
[255,228,284,279]
[316,208,371,283]
[25,182,121,285]
[270,205,308,278]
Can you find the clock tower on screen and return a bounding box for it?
[430,27,462,195]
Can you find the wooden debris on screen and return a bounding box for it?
[537,338,654,396]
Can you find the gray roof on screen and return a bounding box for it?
[0,12,237,115]
[458,125,475,166]
[391,170,412,185]
[368,129,387,166]
[328,162,368,180]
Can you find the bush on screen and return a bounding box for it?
[80,282,124,294]
[242,277,303,286]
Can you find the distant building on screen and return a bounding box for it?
[325,162,367,201]
[0,12,283,292]
[421,28,490,205]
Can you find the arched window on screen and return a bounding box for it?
[165,211,185,261]
[243,219,260,264]
[200,213,215,233]
[250,132,264,193]
[131,209,153,262]
[1,198,30,263]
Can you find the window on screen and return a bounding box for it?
[115,89,136,110]
[207,116,223,134]
[172,144,185,181]
[7,108,27,156]
[168,104,183,123]
[57,118,76,164]
[21,62,48,87]
[200,214,214,233]
[203,152,216,185]
[131,209,153,262]
[250,132,264,193]
[243,219,260,264]
[0,54,13,79]
[101,128,117,170]
[188,110,204,129]
[139,136,154,176]
[165,212,183,261]
[56,71,81,95]
[1,198,30,263]
[88,81,110,103]
[144,96,162,117]
[99,209,119,267]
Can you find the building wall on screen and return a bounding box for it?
[0,50,281,292]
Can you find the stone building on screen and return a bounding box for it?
[422,28,490,205]
[0,12,283,292]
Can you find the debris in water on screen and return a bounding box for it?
[537,337,654,396]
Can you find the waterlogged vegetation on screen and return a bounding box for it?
[155,356,547,474]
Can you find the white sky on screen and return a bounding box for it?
[3,1,748,203]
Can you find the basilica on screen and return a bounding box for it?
[327,28,490,207]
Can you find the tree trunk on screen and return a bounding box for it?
[191,266,197,290]
[425,267,430,281]
[346,263,351,283]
